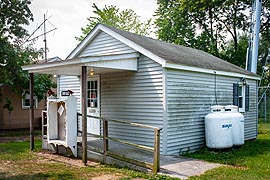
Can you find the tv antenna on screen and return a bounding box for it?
[25,13,57,62]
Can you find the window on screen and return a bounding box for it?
[22,91,38,109]
[233,83,249,112]
[87,80,98,108]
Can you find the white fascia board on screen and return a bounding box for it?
[99,25,166,66]
[85,58,137,71]
[80,52,139,63]
[67,26,101,59]
[165,62,261,80]
[22,58,81,71]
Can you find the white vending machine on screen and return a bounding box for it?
[47,95,77,157]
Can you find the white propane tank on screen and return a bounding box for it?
[225,105,245,146]
[205,105,233,149]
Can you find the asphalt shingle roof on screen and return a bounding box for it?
[104,24,257,77]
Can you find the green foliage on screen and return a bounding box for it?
[252,0,270,87]
[155,0,250,57]
[33,74,56,101]
[0,0,55,102]
[186,123,270,179]
[220,34,249,68]
[155,1,196,47]
[155,0,270,87]
[3,97,13,113]
[76,3,152,41]
[0,0,33,40]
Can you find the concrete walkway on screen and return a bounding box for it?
[159,155,220,179]
[77,136,221,179]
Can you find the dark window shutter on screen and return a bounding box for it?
[245,85,249,111]
[233,83,239,106]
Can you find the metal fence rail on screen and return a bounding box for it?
[77,113,162,173]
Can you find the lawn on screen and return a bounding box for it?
[0,135,175,179]
[1,124,270,180]
[187,123,270,180]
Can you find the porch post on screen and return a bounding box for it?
[81,66,87,165]
[29,73,34,150]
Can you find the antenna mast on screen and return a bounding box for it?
[44,14,48,62]
[24,13,57,61]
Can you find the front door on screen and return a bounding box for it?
[87,76,100,135]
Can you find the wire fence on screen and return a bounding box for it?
[258,87,270,123]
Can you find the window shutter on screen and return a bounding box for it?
[233,83,239,106]
[245,85,249,111]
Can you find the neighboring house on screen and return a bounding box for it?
[0,84,44,129]
[23,24,260,155]
[0,57,61,130]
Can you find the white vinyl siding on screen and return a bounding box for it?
[100,55,164,153]
[59,75,81,112]
[78,31,136,57]
[166,69,258,155]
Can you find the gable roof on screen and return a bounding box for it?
[68,23,258,78]
[104,25,258,77]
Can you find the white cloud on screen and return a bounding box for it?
[25,0,157,59]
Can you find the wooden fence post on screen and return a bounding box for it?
[153,129,160,174]
[103,119,108,163]
[29,73,34,150]
[81,66,87,165]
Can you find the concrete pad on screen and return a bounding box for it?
[159,155,220,179]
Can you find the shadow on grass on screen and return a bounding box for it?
[0,172,75,180]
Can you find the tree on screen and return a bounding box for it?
[155,0,252,59]
[0,0,55,102]
[155,0,270,83]
[220,34,249,68]
[155,1,196,47]
[257,0,270,87]
[76,3,152,41]
[155,0,227,56]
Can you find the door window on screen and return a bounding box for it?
[87,80,98,108]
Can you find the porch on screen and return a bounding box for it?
[22,52,140,161]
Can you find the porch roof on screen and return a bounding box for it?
[22,53,139,75]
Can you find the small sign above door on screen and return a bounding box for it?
[61,91,70,96]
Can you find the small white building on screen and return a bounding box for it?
[24,24,260,155]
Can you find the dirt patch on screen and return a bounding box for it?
[36,150,100,167]
[92,174,123,180]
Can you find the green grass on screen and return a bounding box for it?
[0,129,41,137]
[186,123,270,180]
[0,140,42,161]
[2,125,270,180]
[0,140,176,180]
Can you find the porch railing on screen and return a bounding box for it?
[77,113,162,174]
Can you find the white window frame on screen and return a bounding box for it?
[22,91,38,109]
[238,84,246,113]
